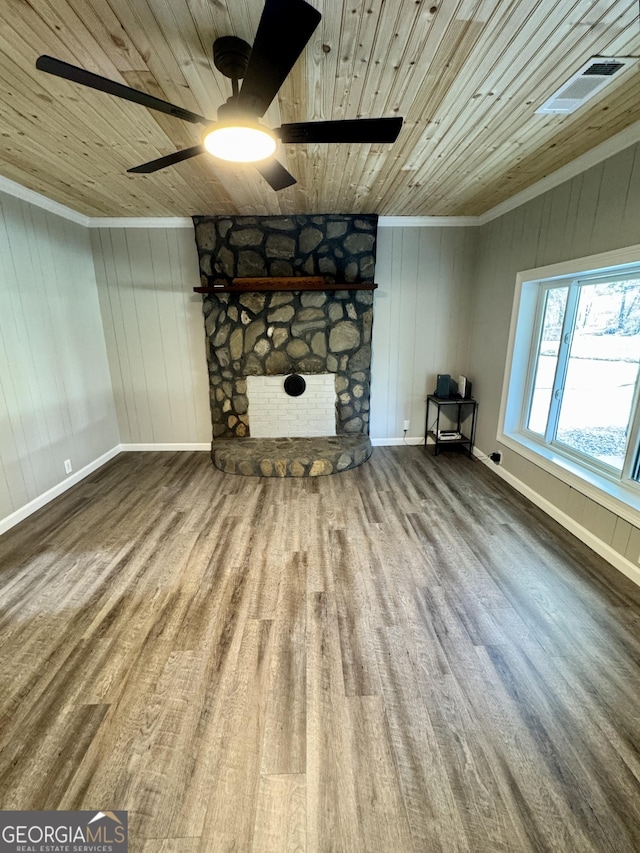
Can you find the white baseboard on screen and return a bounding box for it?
[475,449,640,589]
[120,443,211,451]
[0,445,121,536]
[371,437,424,446]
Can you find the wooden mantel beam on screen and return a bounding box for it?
[193,276,377,293]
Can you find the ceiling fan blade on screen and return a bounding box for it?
[237,0,321,117]
[254,158,297,191]
[36,55,211,126]
[127,145,205,174]
[277,117,403,144]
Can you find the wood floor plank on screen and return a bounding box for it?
[374,625,472,852]
[306,591,364,852]
[112,649,210,840]
[347,695,414,851]
[199,618,274,852]
[140,839,200,853]
[260,551,307,776]
[0,702,109,810]
[331,528,382,697]
[0,448,639,852]
[481,642,640,851]
[418,673,534,852]
[252,774,306,853]
[418,583,611,852]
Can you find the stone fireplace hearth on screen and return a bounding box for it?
[210,435,372,477]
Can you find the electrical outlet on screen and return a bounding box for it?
[64,459,72,475]
[403,419,410,431]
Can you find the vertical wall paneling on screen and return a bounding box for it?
[96,227,156,442]
[390,228,410,436]
[468,140,640,571]
[538,179,572,266]
[369,226,393,438]
[0,200,37,513]
[90,229,136,440]
[594,147,636,251]
[91,225,210,445]
[572,161,606,262]
[412,229,440,427]
[0,190,119,526]
[128,229,172,442]
[3,197,56,495]
[370,225,475,441]
[621,145,640,226]
[174,228,211,443]
[159,229,192,441]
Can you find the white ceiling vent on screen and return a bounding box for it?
[536,57,638,115]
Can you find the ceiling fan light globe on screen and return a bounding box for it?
[202,123,276,163]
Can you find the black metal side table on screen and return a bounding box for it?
[425,395,478,457]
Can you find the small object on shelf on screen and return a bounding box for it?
[437,430,462,441]
[457,374,472,399]
[436,373,452,397]
[425,394,478,457]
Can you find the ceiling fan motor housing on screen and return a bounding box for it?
[213,36,252,82]
[217,98,250,121]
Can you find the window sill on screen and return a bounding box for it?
[499,431,640,526]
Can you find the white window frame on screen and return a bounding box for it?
[499,243,640,526]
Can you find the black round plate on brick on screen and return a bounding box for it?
[284,374,306,397]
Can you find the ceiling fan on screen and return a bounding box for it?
[35,0,403,191]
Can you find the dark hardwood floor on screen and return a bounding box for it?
[0,447,639,852]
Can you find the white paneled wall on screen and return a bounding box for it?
[91,227,210,446]
[371,225,477,440]
[0,192,119,525]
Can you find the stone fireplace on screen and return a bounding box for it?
[192,214,377,475]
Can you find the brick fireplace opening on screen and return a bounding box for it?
[246,374,337,438]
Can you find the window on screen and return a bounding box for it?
[501,246,640,514]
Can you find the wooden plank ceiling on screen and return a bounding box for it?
[0,0,639,218]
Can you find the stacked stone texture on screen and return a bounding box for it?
[193,213,377,286]
[211,435,372,477]
[193,214,377,440]
[202,288,373,437]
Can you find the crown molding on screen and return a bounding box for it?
[0,174,90,226]
[382,119,640,228]
[378,215,478,227]
[0,176,193,228]
[478,118,640,225]
[88,217,194,228]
